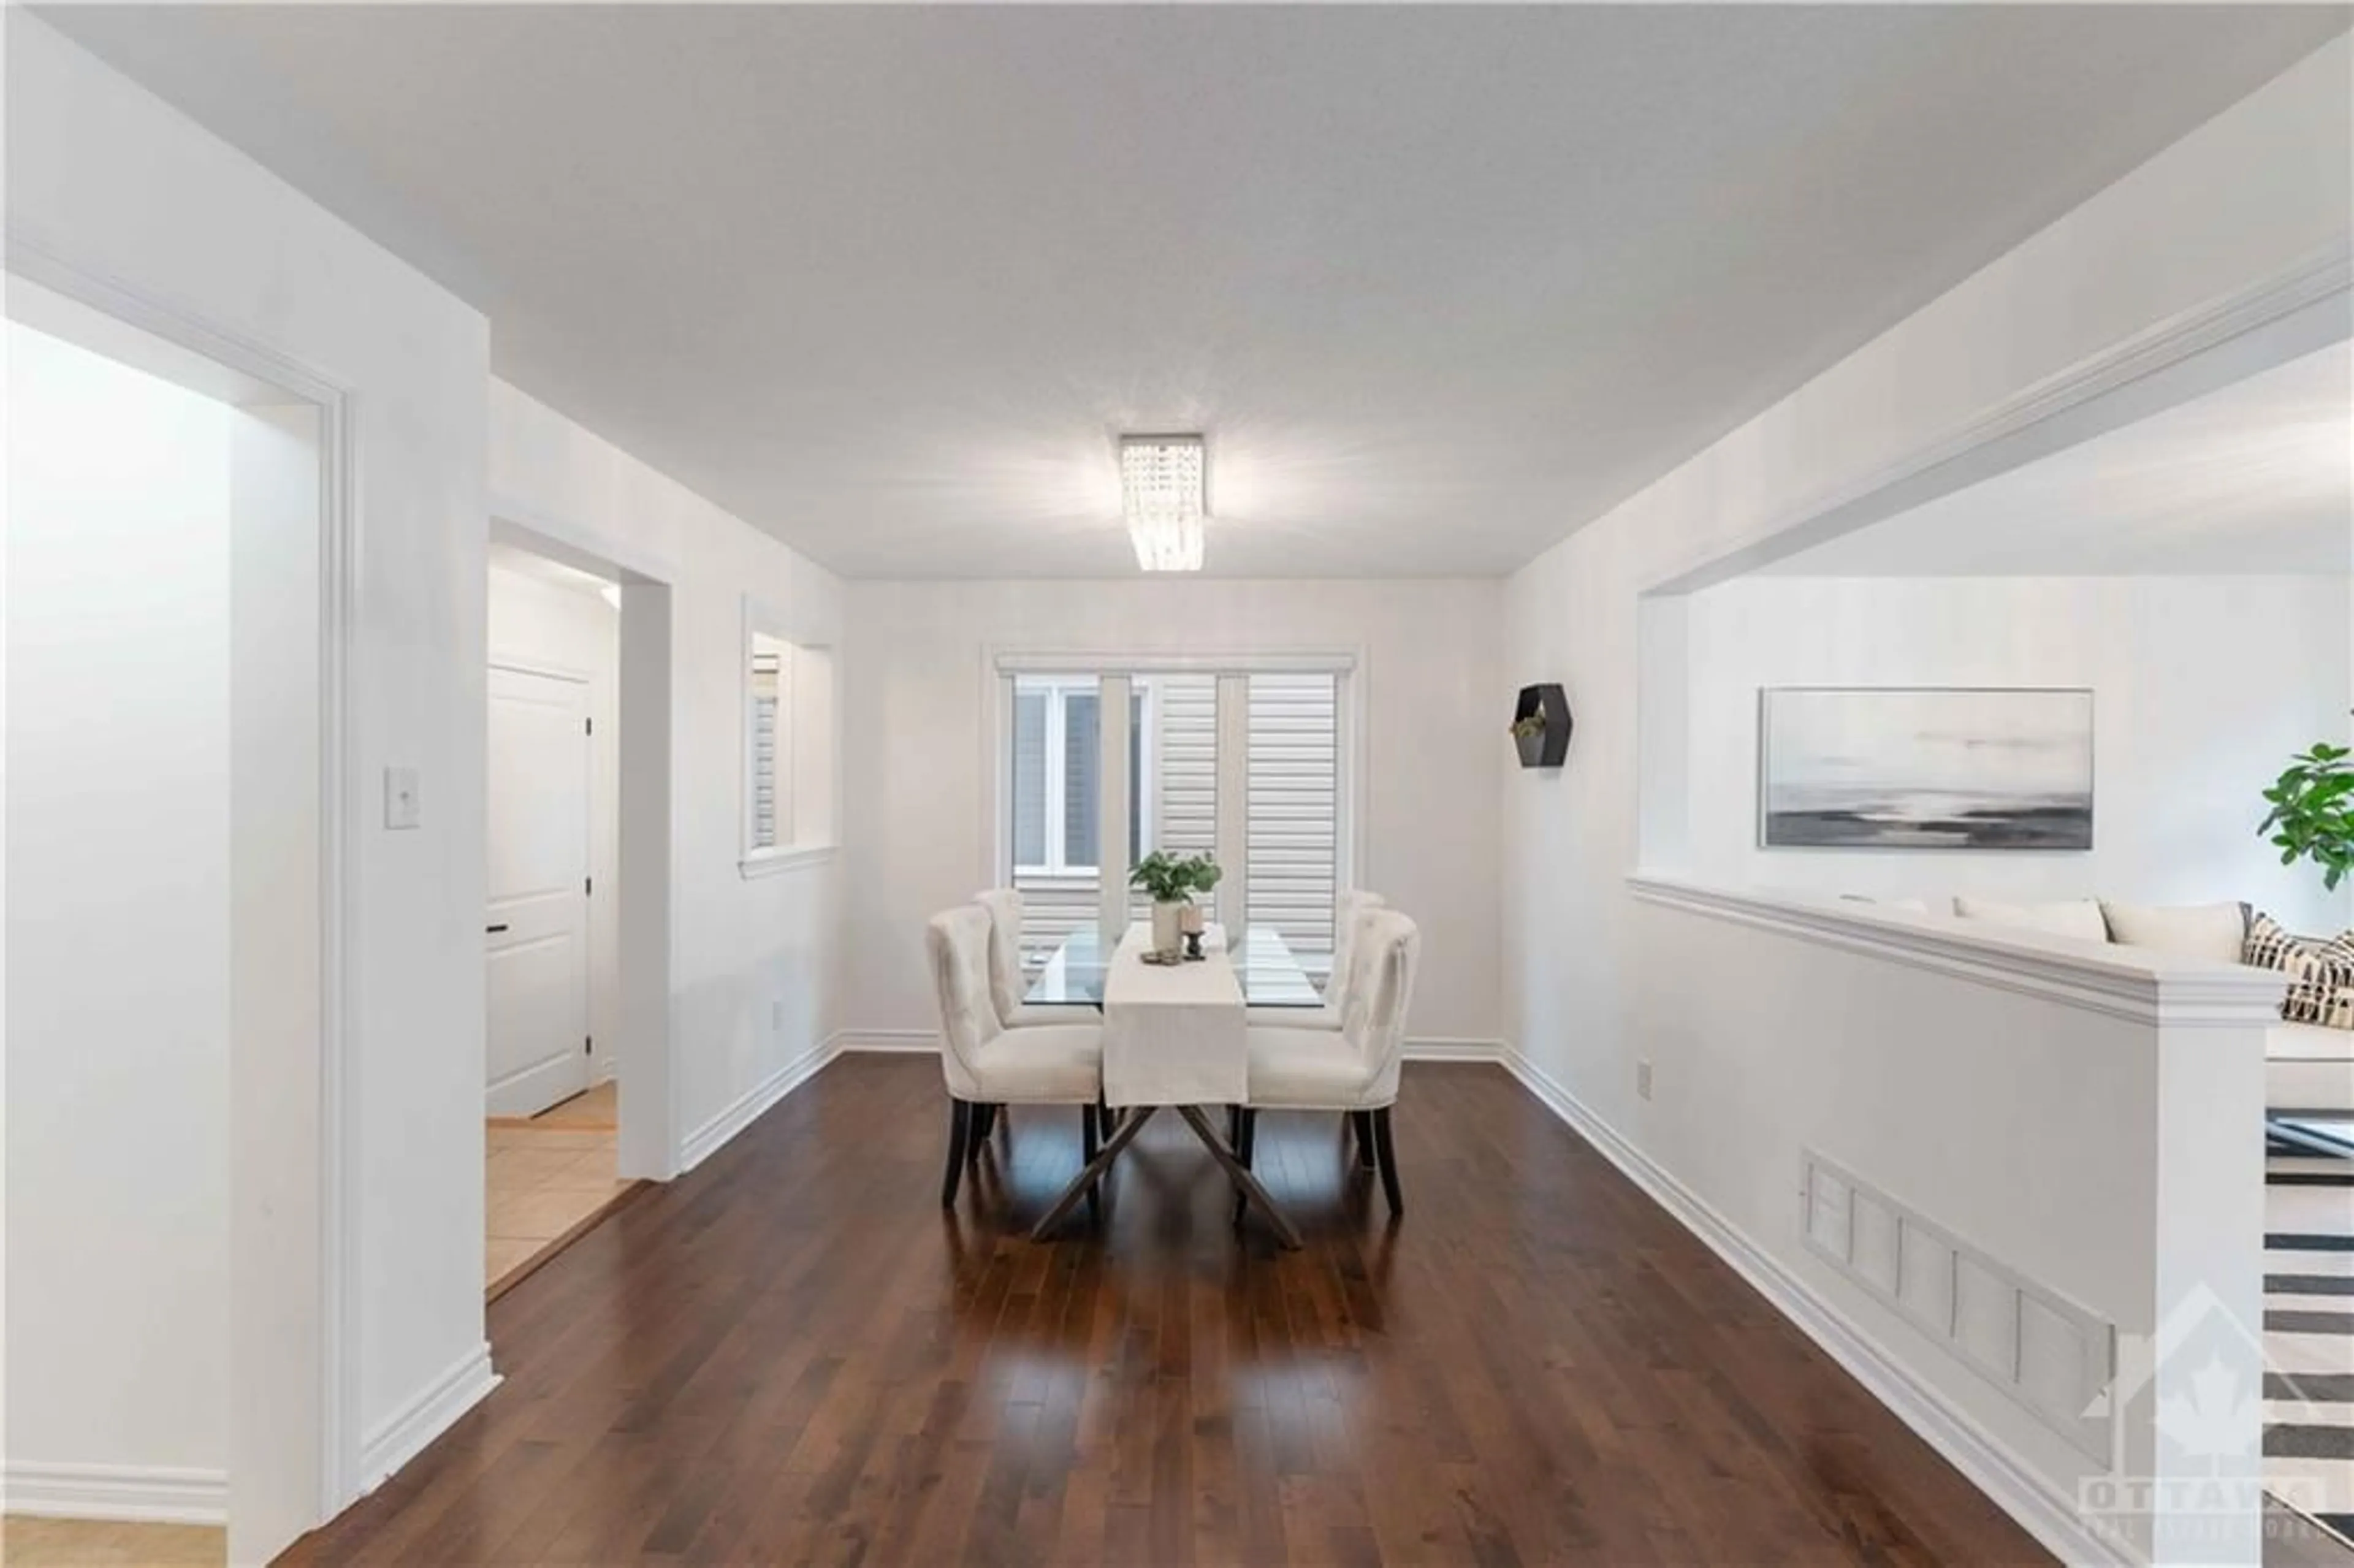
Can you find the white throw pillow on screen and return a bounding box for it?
[1951,896,2111,943]
[2100,900,2247,964]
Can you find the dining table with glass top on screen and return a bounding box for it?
[1023,920,1326,1247]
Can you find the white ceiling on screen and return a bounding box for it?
[39,6,2347,579]
[1763,341,2353,577]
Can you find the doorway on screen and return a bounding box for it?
[481,542,634,1296]
[4,277,333,1567]
[486,663,593,1119]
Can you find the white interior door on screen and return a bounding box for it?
[486,663,593,1117]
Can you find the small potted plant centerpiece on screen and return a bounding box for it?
[1130,850,1222,959]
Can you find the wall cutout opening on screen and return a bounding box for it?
[739,599,836,875]
[1636,334,2351,933]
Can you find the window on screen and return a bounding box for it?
[1246,672,1341,973]
[996,656,1354,994]
[741,599,834,875]
[1010,676,1149,876]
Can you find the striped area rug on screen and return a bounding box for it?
[2268,1140,2354,1544]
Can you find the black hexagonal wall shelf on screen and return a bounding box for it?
[1511,683,1572,769]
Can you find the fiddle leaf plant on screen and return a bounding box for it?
[1129,850,1222,904]
[2260,726,2354,892]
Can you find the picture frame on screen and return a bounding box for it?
[1758,686,2094,851]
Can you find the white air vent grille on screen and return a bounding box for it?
[1802,1152,2115,1463]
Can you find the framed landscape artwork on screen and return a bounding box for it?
[1758,687,2094,851]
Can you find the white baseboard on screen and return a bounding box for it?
[829,1028,938,1054]
[1496,1045,2135,1568]
[680,1035,842,1170]
[0,1461,226,1524]
[356,1341,499,1497]
[1403,1037,1503,1062]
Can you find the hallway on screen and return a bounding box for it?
[280,1057,2045,1566]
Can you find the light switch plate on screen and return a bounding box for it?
[384,766,422,830]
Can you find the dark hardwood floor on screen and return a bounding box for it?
[280,1057,2049,1566]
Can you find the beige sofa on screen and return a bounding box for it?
[1939,897,2353,1116]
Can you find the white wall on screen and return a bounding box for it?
[1681,575,2353,931]
[839,578,1504,1045]
[486,381,846,1165]
[9,13,495,1519]
[1503,37,2348,1562]
[4,323,234,1494]
[486,565,621,1085]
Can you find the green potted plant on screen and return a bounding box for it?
[1130,850,1222,957]
[2260,725,2354,891]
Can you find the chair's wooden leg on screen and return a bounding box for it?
[1230,1108,1257,1228]
[1351,1110,1377,1170]
[969,1102,996,1157]
[942,1100,971,1207]
[1371,1106,1403,1216]
[1082,1103,1102,1224]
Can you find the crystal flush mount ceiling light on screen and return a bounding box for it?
[1119,433,1207,572]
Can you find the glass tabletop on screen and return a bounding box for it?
[1025,923,1328,1009]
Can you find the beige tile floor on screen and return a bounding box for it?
[486,1081,634,1296]
[0,1517,224,1566]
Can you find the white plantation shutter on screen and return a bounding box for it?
[748,647,786,850]
[1122,675,1218,922]
[1002,660,1349,978]
[1153,676,1219,860]
[1246,673,1339,964]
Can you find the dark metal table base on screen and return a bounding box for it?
[1030,1104,1305,1249]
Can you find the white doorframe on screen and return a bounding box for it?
[487,515,680,1184]
[5,240,361,1548]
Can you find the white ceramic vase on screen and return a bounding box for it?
[1151,899,1186,958]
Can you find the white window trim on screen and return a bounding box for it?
[740,842,835,879]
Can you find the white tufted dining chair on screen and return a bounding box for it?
[1246,889,1384,1030]
[925,903,1105,1207]
[1234,908,1420,1217]
[974,887,1058,1028]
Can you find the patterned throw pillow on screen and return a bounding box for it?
[2244,913,2354,1030]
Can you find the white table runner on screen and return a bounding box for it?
[1100,921,1247,1108]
